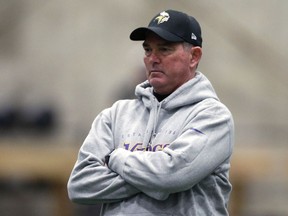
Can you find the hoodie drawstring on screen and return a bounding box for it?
[145,98,163,150]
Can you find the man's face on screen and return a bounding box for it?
[142,33,197,95]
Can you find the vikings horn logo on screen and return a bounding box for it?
[154,11,170,24]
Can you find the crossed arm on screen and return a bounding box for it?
[67,108,233,204]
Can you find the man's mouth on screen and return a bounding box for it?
[150,70,164,74]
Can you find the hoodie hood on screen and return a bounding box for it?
[135,72,219,110]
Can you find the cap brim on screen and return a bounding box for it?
[130,27,184,42]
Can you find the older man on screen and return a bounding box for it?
[68,9,234,216]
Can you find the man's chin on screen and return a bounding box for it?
[149,80,170,93]
[149,78,165,87]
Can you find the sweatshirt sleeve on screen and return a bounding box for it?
[108,105,234,200]
[67,110,140,204]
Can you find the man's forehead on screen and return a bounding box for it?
[144,31,168,42]
[143,33,180,47]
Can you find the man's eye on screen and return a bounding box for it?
[160,47,173,53]
[144,48,151,55]
[160,47,169,51]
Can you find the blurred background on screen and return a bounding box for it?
[0,0,287,215]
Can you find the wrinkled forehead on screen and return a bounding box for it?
[143,31,181,46]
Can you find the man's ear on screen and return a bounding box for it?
[190,47,202,68]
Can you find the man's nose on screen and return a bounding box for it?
[148,51,160,64]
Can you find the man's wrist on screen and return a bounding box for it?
[109,148,131,176]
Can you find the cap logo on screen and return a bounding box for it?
[191,33,197,40]
[154,11,170,24]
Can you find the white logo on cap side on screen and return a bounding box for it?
[191,33,197,40]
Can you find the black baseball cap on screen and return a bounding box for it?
[130,10,202,47]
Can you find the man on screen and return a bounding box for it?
[68,9,234,216]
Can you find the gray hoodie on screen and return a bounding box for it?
[67,72,235,216]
